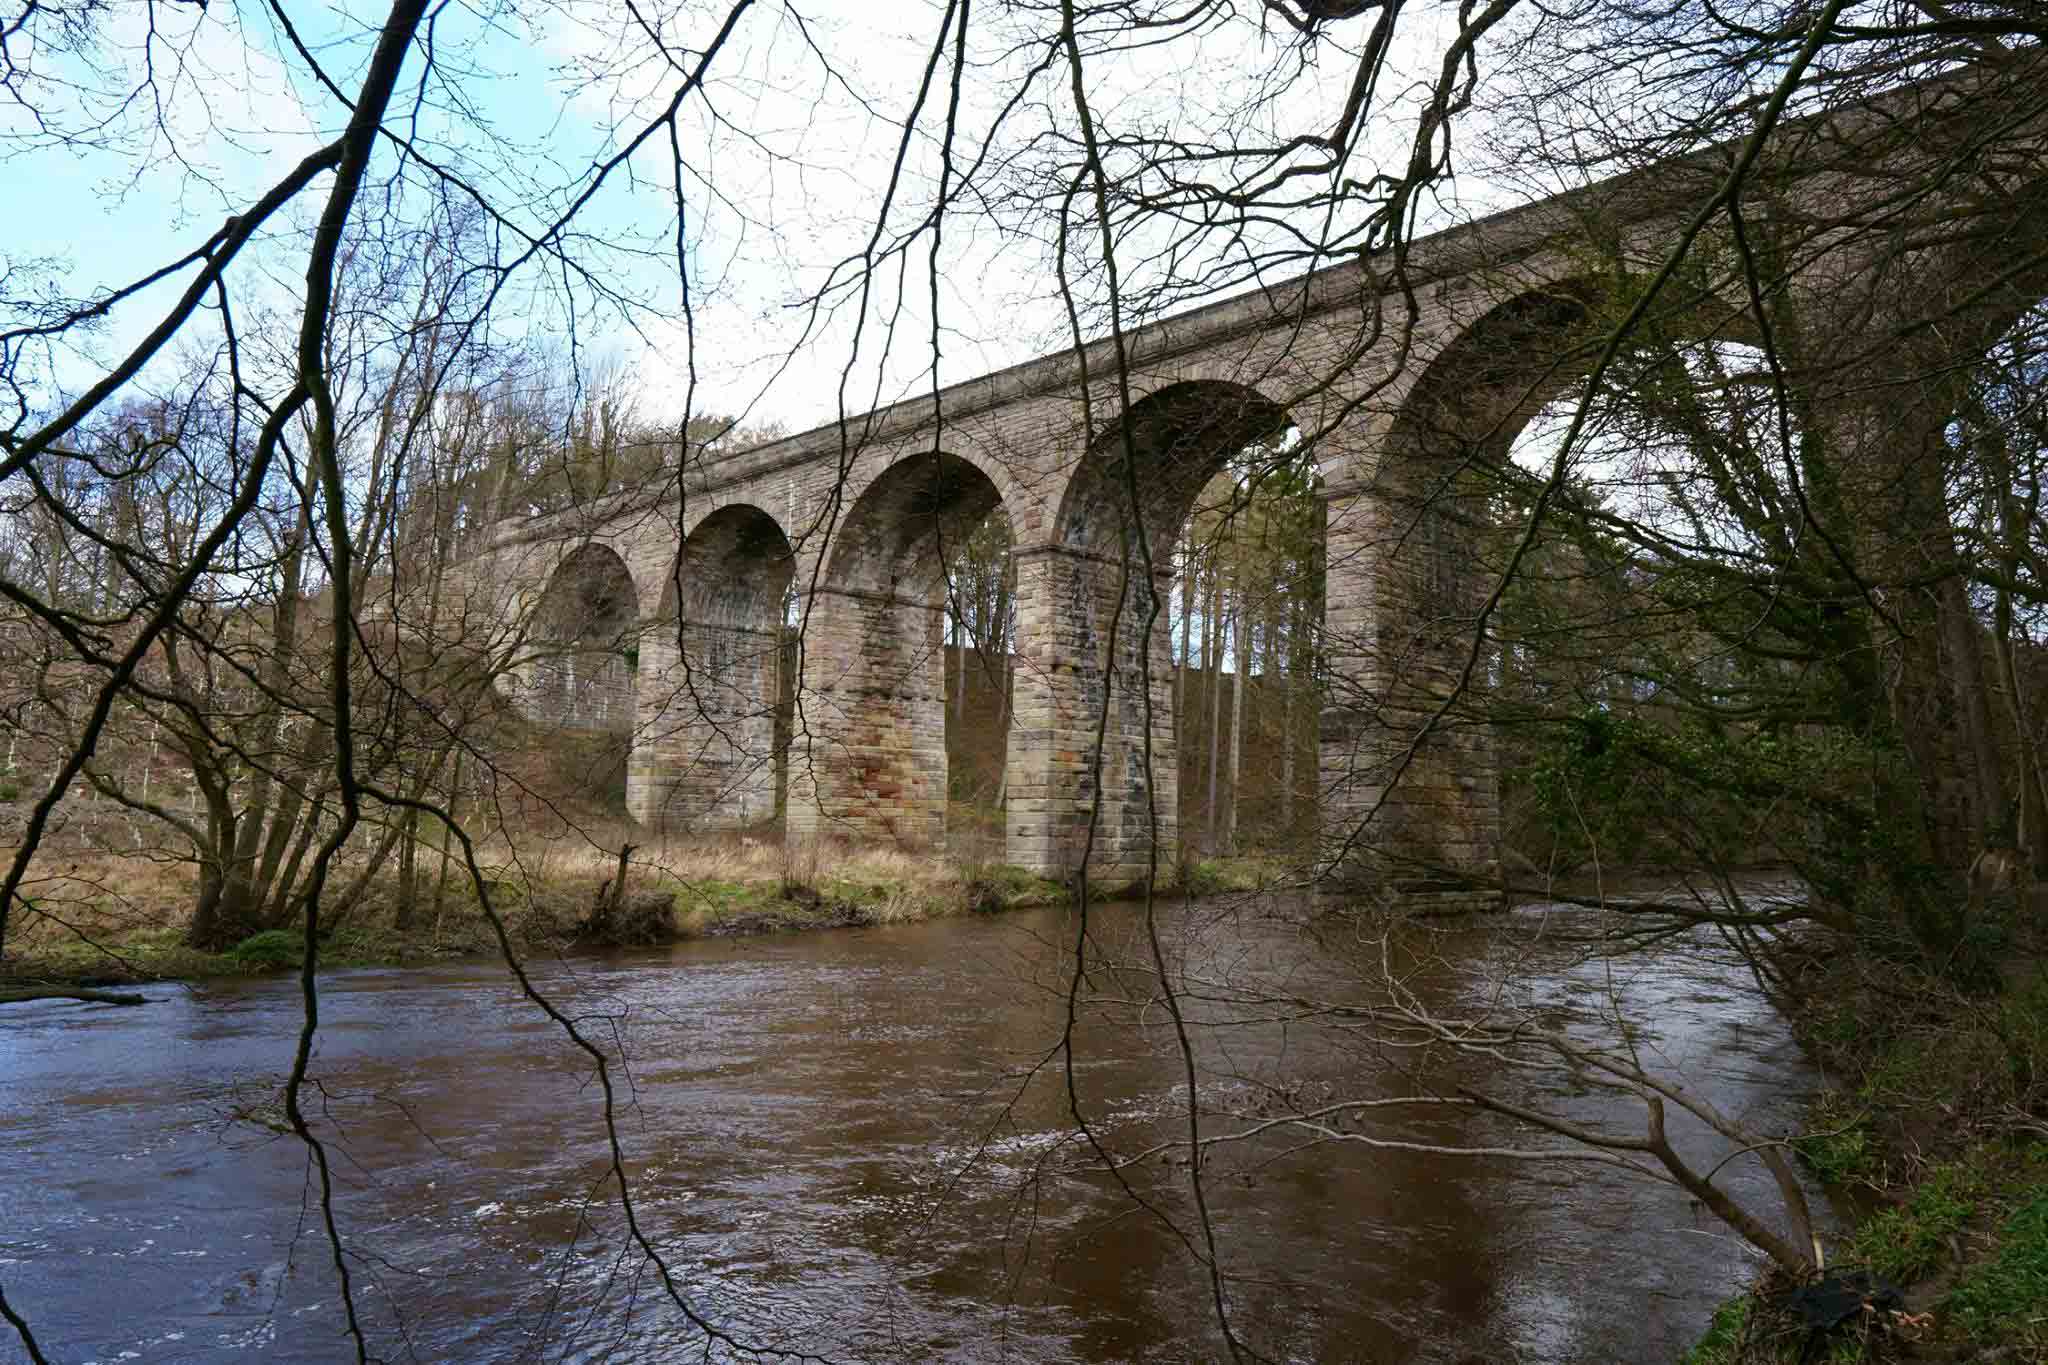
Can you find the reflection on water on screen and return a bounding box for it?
[0,892,1821,1362]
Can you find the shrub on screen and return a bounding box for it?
[575,891,680,947]
[227,929,303,971]
[954,862,1065,914]
[608,891,681,945]
[959,873,1007,916]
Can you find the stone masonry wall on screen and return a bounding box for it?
[1007,548,1179,885]
[787,586,950,849]
[456,194,1657,901]
[628,621,781,832]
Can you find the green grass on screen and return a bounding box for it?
[1794,1094,1880,1186]
[1943,1190,2048,1347]
[1155,853,1288,899]
[1679,1295,1749,1365]
[10,923,235,980]
[1848,973,2048,1124]
[1682,1172,2047,1363]
[673,879,776,911]
[1846,1159,1985,1282]
[1991,974,2048,1100]
[6,857,1082,983]
[957,863,1067,912]
[1687,953,2048,1365]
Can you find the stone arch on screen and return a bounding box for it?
[1006,380,1296,881]
[1392,283,1598,441]
[1317,283,1606,899]
[1056,379,1296,559]
[522,542,640,736]
[628,504,795,833]
[791,450,1009,848]
[823,448,1006,597]
[875,431,1035,546]
[1379,284,1601,624]
[660,503,796,627]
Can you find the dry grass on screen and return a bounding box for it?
[0,820,1073,982]
[481,825,957,896]
[4,845,212,951]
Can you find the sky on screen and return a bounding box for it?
[3,0,1497,442]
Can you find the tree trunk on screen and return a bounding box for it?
[1179,542,1195,783]
[1279,602,1298,837]
[183,731,265,950]
[432,748,463,927]
[1938,574,2006,844]
[1991,491,2048,876]
[1176,541,1191,725]
[228,502,313,899]
[0,987,147,1006]
[189,854,268,951]
[1227,594,1246,854]
[394,807,422,932]
[1205,569,1222,855]
[256,725,329,898]
[265,784,330,926]
[954,611,966,724]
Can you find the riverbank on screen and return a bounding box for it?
[0,834,1289,988]
[1686,942,2048,1364]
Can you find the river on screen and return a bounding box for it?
[0,893,1822,1362]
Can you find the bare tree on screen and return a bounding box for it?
[3,1,2047,1360]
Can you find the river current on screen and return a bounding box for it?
[1,894,1821,1362]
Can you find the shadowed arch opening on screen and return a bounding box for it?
[525,542,640,738]
[792,451,1009,849]
[1344,278,1800,898]
[629,505,795,834]
[1058,379,1295,558]
[1381,286,1602,643]
[822,450,1006,596]
[658,504,797,627]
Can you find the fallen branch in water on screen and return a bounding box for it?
[0,986,148,1007]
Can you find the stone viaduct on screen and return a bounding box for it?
[450,66,2048,905]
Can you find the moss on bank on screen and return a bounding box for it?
[1687,957,2048,1363]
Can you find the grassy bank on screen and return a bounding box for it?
[0,833,1092,987]
[1685,945,2048,1364]
[0,833,1324,989]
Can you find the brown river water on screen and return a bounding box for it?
[1,893,1823,1363]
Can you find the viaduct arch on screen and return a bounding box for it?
[631,504,795,833]
[516,542,641,737]
[462,67,2048,907]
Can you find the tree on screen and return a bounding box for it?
[4,1,2048,1360]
